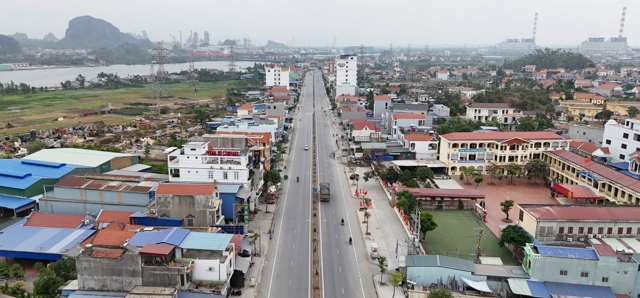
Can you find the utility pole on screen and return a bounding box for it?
[474,228,487,264]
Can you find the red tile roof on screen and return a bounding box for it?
[441,132,565,141]
[91,248,124,259]
[574,92,607,101]
[547,150,640,194]
[374,95,391,101]
[397,187,484,199]
[404,134,436,142]
[341,107,352,112]
[352,123,377,131]
[392,114,426,120]
[520,204,640,221]
[96,210,134,225]
[594,83,619,90]
[238,103,254,110]
[156,183,217,195]
[25,213,86,229]
[91,229,136,247]
[139,243,174,256]
[592,244,617,257]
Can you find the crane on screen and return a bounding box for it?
[332,37,337,52]
[287,37,295,48]
[169,34,180,47]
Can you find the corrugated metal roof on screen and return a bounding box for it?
[119,164,152,172]
[544,281,616,298]
[139,243,174,256]
[404,255,475,272]
[0,171,45,190]
[520,204,640,221]
[25,212,86,229]
[23,148,134,168]
[217,184,241,194]
[54,175,155,193]
[527,281,551,298]
[507,279,533,296]
[397,187,485,199]
[156,183,216,195]
[0,222,95,256]
[0,159,83,179]
[0,194,35,210]
[535,245,599,260]
[68,291,128,298]
[441,131,565,141]
[177,291,226,298]
[96,210,134,224]
[179,232,232,251]
[129,227,190,247]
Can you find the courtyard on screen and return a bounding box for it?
[422,210,519,266]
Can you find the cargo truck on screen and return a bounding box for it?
[319,182,330,202]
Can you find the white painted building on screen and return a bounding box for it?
[465,103,515,123]
[603,118,640,162]
[398,132,438,160]
[432,104,450,118]
[373,95,391,118]
[436,70,449,80]
[216,122,277,143]
[580,37,628,55]
[167,142,250,186]
[264,63,290,89]
[335,54,358,95]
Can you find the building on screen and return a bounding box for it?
[264,101,286,129]
[398,133,438,160]
[544,150,640,204]
[264,63,290,89]
[0,159,86,198]
[574,92,607,104]
[568,124,604,144]
[569,141,610,161]
[464,103,515,123]
[167,142,251,185]
[522,243,638,297]
[497,39,536,53]
[236,103,254,118]
[561,100,602,121]
[39,173,160,215]
[23,148,138,173]
[389,114,429,136]
[592,83,620,97]
[580,37,628,55]
[607,101,640,116]
[335,54,358,95]
[603,118,640,162]
[152,183,223,227]
[431,104,450,118]
[439,131,567,175]
[373,95,392,117]
[436,70,449,80]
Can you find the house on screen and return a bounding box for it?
[439,131,568,175]
[524,65,536,72]
[335,54,358,96]
[236,103,255,118]
[591,83,620,97]
[561,100,602,120]
[373,95,392,117]
[436,70,449,80]
[568,141,610,160]
[167,142,251,185]
[264,63,290,89]
[568,124,604,144]
[398,132,438,160]
[464,103,514,123]
[597,69,615,77]
[350,122,380,143]
[389,114,429,136]
[152,183,223,227]
[575,80,594,88]
[573,92,607,104]
[603,118,640,162]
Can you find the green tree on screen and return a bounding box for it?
[366,90,374,110]
[389,271,403,298]
[76,74,86,88]
[0,261,8,276]
[49,258,77,281]
[500,199,515,221]
[594,109,614,122]
[399,170,412,183]
[566,114,575,122]
[436,117,481,134]
[405,179,420,188]
[385,167,401,184]
[461,167,479,184]
[160,106,171,114]
[28,140,47,154]
[428,289,453,298]
[506,163,522,184]
[33,275,64,298]
[144,143,151,156]
[416,167,434,183]
[9,264,23,278]
[395,190,418,215]
[525,159,549,183]
[263,169,281,186]
[420,211,438,240]
[474,176,484,189]
[499,225,533,248]
[378,256,387,283]
[627,106,639,118]
[516,117,539,131]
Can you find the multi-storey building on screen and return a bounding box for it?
[439,131,567,175]
[167,142,250,185]
[580,37,628,55]
[335,54,358,96]
[603,118,640,162]
[264,63,290,89]
[464,103,515,123]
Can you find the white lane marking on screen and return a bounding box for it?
[342,288,344,294]
[337,249,339,254]
[339,267,342,273]
[290,280,292,286]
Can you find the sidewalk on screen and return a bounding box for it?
[373,273,403,298]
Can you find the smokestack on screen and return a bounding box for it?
[532,13,538,43]
[619,7,627,38]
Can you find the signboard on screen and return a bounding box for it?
[458,160,485,163]
[459,149,486,152]
[244,205,250,224]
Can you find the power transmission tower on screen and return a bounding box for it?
[406,208,422,255]
[359,44,365,78]
[228,45,237,74]
[149,64,160,115]
[188,60,198,107]
[153,42,169,98]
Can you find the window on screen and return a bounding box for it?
[605,139,611,145]
[607,227,613,235]
[598,227,604,234]
[234,172,239,180]
[558,227,565,234]
[601,277,609,283]
[620,154,625,160]
[627,227,633,235]
[208,171,214,179]
[519,210,524,221]
[583,132,586,135]
[223,172,228,180]
[559,270,568,276]
[187,218,194,227]
[623,133,629,139]
[578,227,584,234]
[580,272,589,278]
[618,227,624,234]
[622,143,627,149]
[567,227,574,234]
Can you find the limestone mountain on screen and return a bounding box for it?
[43,33,59,42]
[0,34,23,55]
[58,16,155,50]
[265,40,287,49]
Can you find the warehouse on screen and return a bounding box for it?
[23,148,139,173]
[0,159,86,198]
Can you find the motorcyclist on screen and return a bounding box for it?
[349,237,352,244]
[341,218,344,225]
[297,176,299,182]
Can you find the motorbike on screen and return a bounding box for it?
[341,219,344,226]
[297,176,299,182]
[349,238,352,245]
[229,289,242,296]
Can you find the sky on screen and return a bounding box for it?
[3,0,640,48]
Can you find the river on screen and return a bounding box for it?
[0,61,259,87]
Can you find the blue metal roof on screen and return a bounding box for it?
[68,291,128,298]
[535,245,599,260]
[526,281,551,298]
[178,291,226,298]
[179,232,232,251]
[0,220,95,259]
[129,227,190,247]
[609,161,629,170]
[544,281,615,298]
[0,194,35,210]
[620,170,640,179]
[0,171,43,190]
[217,184,241,194]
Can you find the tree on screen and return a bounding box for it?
[474,176,484,189]
[0,261,8,276]
[76,74,86,88]
[499,225,533,248]
[33,275,64,298]
[160,106,171,114]
[385,166,401,184]
[28,140,47,154]
[50,258,77,281]
[366,90,374,110]
[428,289,453,298]
[263,170,281,186]
[461,167,479,184]
[9,264,24,278]
[627,106,639,118]
[399,170,413,183]
[595,109,614,122]
[500,199,515,221]
[516,117,539,131]
[405,179,420,188]
[506,163,522,184]
[144,143,151,156]
[395,190,418,215]
[566,114,575,122]
[525,159,549,183]
[487,163,503,185]
[389,271,403,298]
[416,167,434,183]
[378,256,387,283]
[420,211,438,240]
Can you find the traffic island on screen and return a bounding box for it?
[310,87,322,298]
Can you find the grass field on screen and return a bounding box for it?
[0,80,244,134]
[422,210,520,265]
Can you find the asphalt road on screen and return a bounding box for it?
[314,72,375,298]
[264,71,314,298]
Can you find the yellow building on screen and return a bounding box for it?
[561,100,602,120]
[544,150,640,204]
[573,92,607,105]
[439,131,568,175]
[606,101,640,116]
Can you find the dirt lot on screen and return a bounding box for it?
[458,176,559,236]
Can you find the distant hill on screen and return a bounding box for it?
[42,33,59,42]
[89,43,151,65]
[58,16,155,50]
[265,40,287,49]
[8,33,29,41]
[0,34,22,55]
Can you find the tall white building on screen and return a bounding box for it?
[167,142,250,185]
[603,118,640,163]
[580,37,628,55]
[335,54,358,96]
[265,63,290,89]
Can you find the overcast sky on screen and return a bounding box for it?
[3,0,639,48]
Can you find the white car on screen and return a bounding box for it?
[304,145,309,150]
